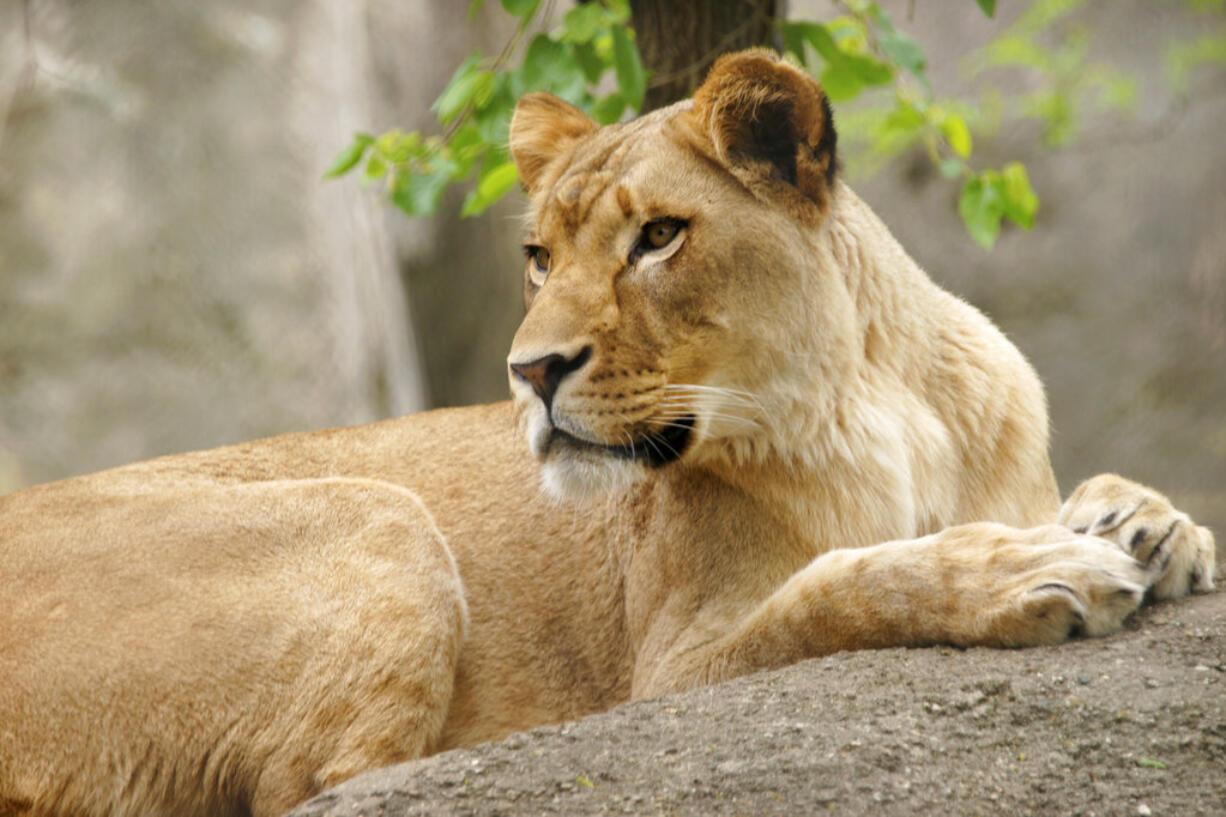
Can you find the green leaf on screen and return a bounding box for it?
[882,100,926,136]
[1025,89,1076,146]
[780,21,811,66]
[820,67,863,103]
[472,76,515,144]
[592,92,626,125]
[604,0,631,23]
[999,162,1038,229]
[551,56,592,106]
[433,54,483,124]
[467,0,486,20]
[562,3,608,44]
[322,133,373,178]
[984,35,1055,72]
[391,157,457,216]
[517,35,567,92]
[802,22,845,68]
[845,53,893,86]
[461,160,520,216]
[797,21,892,102]
[446,124,485,178]
[879,29,927,80]
[959,174,1005,250]
[572,40,609,84]
[938,157,967,179]
[940,112,973,158]
[500,0,540,22]
[470,71,496,110]
[375,129,420,164]
[1138,757,1167,770]
[610,26,646,111]
[975,0,997,17]
[869,7,927,84]
[364,153,387,181]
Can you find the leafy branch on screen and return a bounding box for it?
[325,0,1225,251]
[781,0,1036,249]
[324,0,644,217]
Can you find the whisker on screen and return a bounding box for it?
[641,433,670,461]
[656,395,761,412]
[660,384,769,413]
[652,400,760,418]
[652,409,760,428]
[663,383,758,398]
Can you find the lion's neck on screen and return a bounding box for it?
[695,183,970,547]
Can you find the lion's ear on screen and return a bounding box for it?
[689,49,837,206]
[509,93,598,194]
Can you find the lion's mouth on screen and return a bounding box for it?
[548,415,695,468]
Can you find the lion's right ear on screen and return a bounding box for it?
[509,93,598,194]
[688,49,837,209]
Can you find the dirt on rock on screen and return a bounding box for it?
[289,591,1226,817]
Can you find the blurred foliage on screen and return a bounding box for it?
[327,0,1226,251]
[324,0,642,218]
[776,1,1038,249]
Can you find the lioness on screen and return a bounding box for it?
[0,51,1216,817]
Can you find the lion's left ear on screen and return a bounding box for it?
[510,93,598,194]
[688,49,837,207]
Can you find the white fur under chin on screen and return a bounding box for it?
[540,452,646,503]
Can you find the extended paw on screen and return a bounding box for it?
[1057,474,1216,600]
[996,529,1148,645]
[934,524,1149,648]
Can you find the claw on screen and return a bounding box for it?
[1067,606,1087,638]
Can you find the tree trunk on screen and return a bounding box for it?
[629,0,780,111]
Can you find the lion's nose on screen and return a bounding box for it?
[509,346,592,409]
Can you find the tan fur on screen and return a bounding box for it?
[0,51,1215,817]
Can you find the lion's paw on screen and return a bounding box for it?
[997,530,1148,645]
[1057,474,1216,600]
[932,524,1152,647]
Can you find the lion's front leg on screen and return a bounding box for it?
[637,523,1160,697]
[1058,473,1216,599]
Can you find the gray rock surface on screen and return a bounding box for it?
[289,592,1226,817]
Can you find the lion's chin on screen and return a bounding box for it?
[519,405,697,502]
[540,449,646,503]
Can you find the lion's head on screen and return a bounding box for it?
[507,50,850,499]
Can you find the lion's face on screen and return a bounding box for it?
[506,52,841,498]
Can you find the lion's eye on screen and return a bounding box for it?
[630,218,687,264]
[642,219,682,250]
[524,245,551,284]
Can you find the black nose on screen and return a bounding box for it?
[509,346,592,409]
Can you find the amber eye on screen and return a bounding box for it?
[525,245,551,284]
[642,219,682,250]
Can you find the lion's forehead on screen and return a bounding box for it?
[534,107,703,238]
